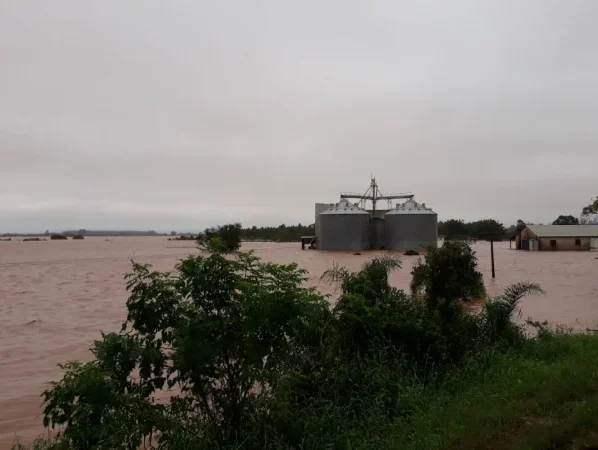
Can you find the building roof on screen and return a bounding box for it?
[385,197,436,215]
[320,198,369,215]
[526,225,598,238]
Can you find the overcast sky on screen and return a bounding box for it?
[1,1,597,232]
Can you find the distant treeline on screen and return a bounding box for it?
[240,223,315,242]
[62,230,164,237]
[173,224,316,243]
[1,230,165,237]
[438,219,513,241]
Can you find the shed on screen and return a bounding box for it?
[516,225,598,251]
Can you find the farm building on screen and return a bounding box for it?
[516,225,598,251]
[313,177,438,251]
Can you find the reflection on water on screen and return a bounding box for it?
[0,237,597,446]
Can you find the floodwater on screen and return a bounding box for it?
[1,237,597,447]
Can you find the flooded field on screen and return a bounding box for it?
[1,237,597,447]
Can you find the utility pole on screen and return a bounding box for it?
[490,239,495,279]
[481,233,501,279]
[480,234,502,278]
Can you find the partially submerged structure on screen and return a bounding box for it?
[314,178,438,251]
[516,225,598,251]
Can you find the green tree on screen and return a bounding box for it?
[198,223,242,251]
[442,219,469,240]
[581,196,598,224]
[239,223,315,242]
[552,215,579,225]
[41,249,328,449]
[467,219,506,240]
[411,240,486,310]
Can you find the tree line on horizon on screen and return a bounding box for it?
[240,223,315,242]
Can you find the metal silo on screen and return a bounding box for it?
[319,199,370,251]
[385,198,438,251]
[314,202,330,248]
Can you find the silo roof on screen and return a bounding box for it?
[320,198,370,215]
[386,198,436,215]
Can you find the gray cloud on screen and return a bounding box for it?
[1,0,597,232]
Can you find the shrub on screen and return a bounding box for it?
[320,252,482,374]
[410,240,486,309]
[482,282,544,345]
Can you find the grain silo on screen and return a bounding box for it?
[319,199,370,251]
[385,198,438,251]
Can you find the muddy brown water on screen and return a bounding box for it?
[1,237,597,447]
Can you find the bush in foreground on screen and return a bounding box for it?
[30,241,543,449]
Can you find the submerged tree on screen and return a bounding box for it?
[552,215,579,225]
[440,219,469,240]
[410,240,486,309]
[467,219,505,240]
[197,222,242,252]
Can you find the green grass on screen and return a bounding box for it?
[378,333,598,450]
